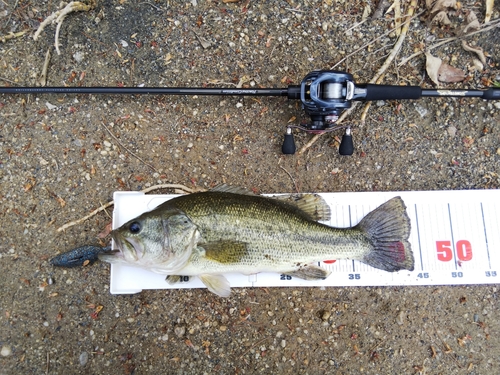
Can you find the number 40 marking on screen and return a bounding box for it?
[436,240,473,262]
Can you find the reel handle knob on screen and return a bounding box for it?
[339,127,354,155]
[282,127,296,154]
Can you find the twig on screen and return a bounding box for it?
[359,0,417,123]
[398,18,500,67]
[33,1,94,55]
[56,183,201,232]
[56,201,114,232]
[279,166,299,193]
[38,48,51,86]
[345,19,368,34]
[332,10,424,69]
[485,0,494,23]
[370,0,418,84]
[0,76,16,84]
[138,2,163,11]
[0,30,28,43]
[238,337,269,359]
[101,122,158,172]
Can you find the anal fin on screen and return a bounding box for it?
[199,274,231,297]
[285,264,331,280]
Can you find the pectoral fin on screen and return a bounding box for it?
[285,264,331,280]
[166,275,181,285]
[199,274,231,297]
[202,240,248,264]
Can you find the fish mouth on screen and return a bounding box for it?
[109,233,144,262]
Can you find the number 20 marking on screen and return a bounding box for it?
[436,240,473,262]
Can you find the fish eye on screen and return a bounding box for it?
[129,221,141,234]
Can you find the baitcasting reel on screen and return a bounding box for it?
[1,70,499,155]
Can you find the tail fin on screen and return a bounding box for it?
[356,197,414,272]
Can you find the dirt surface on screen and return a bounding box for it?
[1,0,500,374]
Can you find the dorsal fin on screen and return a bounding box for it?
[210,184,256,195]
[272,193,331,222]
[210,186,331,222]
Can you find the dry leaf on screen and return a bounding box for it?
[462,11,481,34]
[461,41,486,65]
[425,52,442,86]
[431,10,452,25]
[438,63,466,83]
[430,0,457,13]
[98,222,113,238]
[485,0,494,23]
[56,196,66,207]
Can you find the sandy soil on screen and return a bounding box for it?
[1,0,499,374]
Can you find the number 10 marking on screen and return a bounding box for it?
[436,240,473,262]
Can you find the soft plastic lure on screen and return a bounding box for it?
[50,245,110,268]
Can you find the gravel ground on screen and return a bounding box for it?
[1,0,500,374]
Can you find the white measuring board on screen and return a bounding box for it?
[109,190,500,294]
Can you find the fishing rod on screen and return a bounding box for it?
[2,70,499,155]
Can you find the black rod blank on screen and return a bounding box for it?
[421,88,500,100]
[0,86,289,96]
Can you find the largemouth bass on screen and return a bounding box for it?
[100,186,414,297]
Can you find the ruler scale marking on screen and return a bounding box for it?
[447,203,458,271]
[414,204,424,272]
[480,202,492,270]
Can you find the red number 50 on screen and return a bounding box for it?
[436,240,473,262]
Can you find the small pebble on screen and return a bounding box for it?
[321,311,331,321]
[46,102,57,110]
[79,351,89,366]
[396,310,405,325]
[73,51,85,63]
[174,326,186,337]
[1,345,12,357]
[414,104,428,118]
